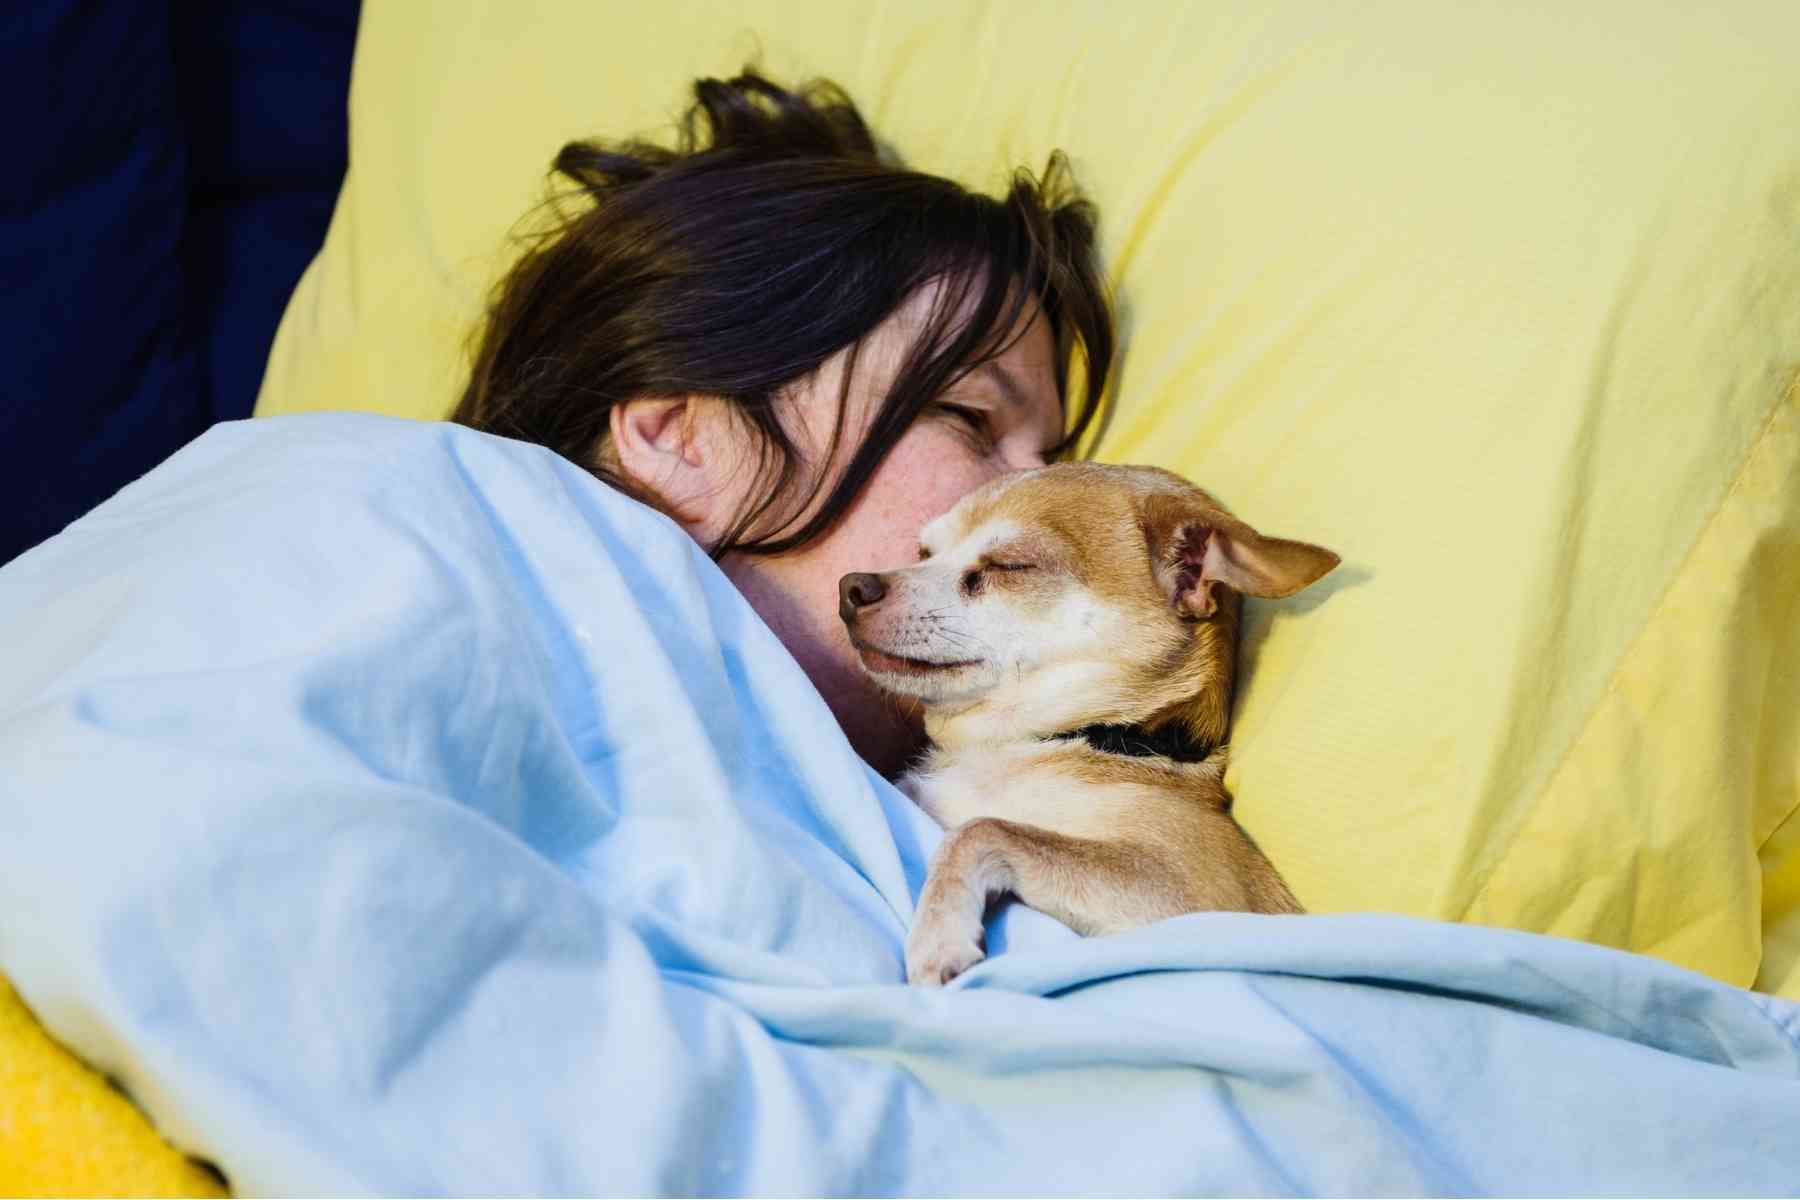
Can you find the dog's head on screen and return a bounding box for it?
[838,463,1339,747]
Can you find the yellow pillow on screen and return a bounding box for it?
[256,0,1800,991]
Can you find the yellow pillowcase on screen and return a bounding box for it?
[258,0,1800,993]
[232,8,1800,1008]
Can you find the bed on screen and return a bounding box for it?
[3,0,1797,1192]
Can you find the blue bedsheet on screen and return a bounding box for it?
[1,415,1796,1195]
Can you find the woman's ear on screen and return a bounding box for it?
[609,396,728,534]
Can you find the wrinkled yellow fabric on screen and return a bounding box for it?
[256,0,1800,987]
[11,0,1800,1190]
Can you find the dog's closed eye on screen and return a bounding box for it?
[961,559,1038,596]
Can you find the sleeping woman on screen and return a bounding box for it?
[451,69,1114,778]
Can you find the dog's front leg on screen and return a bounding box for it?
[907,817,1212,985]
[910,816,1105,986]
[905,819,1021,986]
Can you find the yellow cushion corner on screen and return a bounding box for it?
[0,975,225,1198]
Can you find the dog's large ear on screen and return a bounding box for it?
[1143,492,1340,619]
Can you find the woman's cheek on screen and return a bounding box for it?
[856,428,999,561]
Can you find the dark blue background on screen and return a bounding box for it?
[1,1,359,566]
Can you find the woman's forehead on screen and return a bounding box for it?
[847,283,1057,401]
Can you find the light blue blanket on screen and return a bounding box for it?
[2,415,1797,1195]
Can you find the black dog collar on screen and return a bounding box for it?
[1043,722,1215,764]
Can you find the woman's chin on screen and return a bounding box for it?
[852,697,929,779]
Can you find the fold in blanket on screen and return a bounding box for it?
[1,415,1796,1194]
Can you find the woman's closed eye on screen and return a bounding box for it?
[932,401,996,452]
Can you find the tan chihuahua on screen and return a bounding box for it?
[838,463,1339,986]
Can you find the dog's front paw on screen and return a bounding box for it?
[905,918,986,987]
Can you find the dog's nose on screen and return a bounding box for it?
[838,572,887,622]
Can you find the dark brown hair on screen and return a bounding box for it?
[454,70,1113,556]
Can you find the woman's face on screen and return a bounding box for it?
[719,292,1065,777]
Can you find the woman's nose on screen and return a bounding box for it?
[838,572,887,622]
